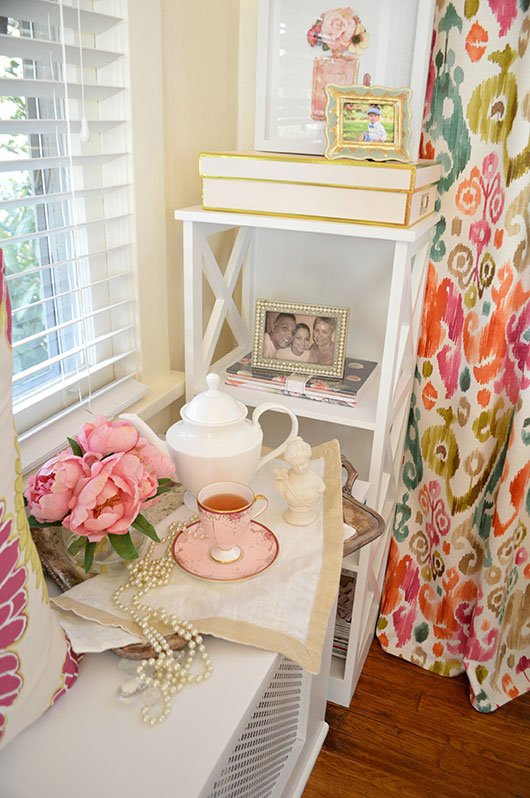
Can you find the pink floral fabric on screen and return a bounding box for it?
[377,2,530,712]
[0,503,27,741]
[0,248,79,749]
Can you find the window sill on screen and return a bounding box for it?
[19,370,185,475]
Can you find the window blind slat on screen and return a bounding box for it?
[0,152,125,173]
[13,274,132,317]
[13,327,136,383]
[0,211,132,247]
[0,77,122,101]
[0,33,123,69]
[0,119,123,135]
[0,183,130,211]
[2,0,122,35]
[13,296,133,349]
[4,243,130,281]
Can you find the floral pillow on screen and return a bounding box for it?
[0,250,79,750]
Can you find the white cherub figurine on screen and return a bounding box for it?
[273,436,326,526]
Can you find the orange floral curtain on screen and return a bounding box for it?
[377,0,530,711]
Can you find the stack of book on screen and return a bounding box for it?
[334,569,357,659]
[200,151,442,228]
[225,353,378,409]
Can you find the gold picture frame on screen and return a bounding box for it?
[252,300,349,378]
[324,85,413,163]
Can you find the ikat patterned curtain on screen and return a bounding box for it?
[377,0,530,712]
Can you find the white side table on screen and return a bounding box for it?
[174,205,439,706]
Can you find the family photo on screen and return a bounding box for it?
[253,301,349,378]
[263,311,337,366]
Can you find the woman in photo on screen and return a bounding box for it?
[309,316,336,366]
[276,322,312,362]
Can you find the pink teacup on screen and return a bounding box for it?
[196,481,268,564]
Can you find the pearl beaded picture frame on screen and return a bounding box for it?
[252,299,349,379]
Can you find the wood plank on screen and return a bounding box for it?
[325,701,347,731]
[303,744,515,798]
[325,714,443,768]
[417,692,530,744]
[362,645,471,703]
[303,640,530,798]
[419,693,530,770]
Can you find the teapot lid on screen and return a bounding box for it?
[181,373,247,425]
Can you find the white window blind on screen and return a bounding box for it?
[0,0,147,469]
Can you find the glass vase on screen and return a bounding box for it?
[61,527,149,576]
[311,55,360,121]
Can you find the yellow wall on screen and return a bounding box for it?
[129,1,260,429]
[161,0,242,375]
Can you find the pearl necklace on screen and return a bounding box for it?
[113,519,213,726]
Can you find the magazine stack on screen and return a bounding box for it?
[225,353,378,409]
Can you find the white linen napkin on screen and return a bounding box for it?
[52,441,344,673]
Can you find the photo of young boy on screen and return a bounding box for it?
[341,100,395,144]
[359,105,387,142]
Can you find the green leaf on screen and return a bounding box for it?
[67,437,83,457]
[153,484,172,498]
[84,541,97,573]
[108,531,139,560]
[27,515,62,528]
[157,478,172,486]
[131,513,160,542]
[67,536,86,556]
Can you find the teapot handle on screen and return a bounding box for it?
[252,403,299,470]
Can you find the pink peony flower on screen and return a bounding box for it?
[63,452,153,542]
[132,438,175,481]
[25,450,91,523]
[320,8,358,53]
[75,414,139,458]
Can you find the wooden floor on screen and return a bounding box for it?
[303,638,530,798]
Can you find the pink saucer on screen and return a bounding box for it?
[172,520,279,582]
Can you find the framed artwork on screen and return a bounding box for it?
[254,0,435,159]
[252,300,349,378]
[324,85,412,162]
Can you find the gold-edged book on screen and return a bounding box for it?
[199,151,441,228]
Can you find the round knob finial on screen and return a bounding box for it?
[206,373,220,393]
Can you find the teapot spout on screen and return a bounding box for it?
[119,413,170,457]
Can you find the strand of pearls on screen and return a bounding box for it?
[113,518,213,726]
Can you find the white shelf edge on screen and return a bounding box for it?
[175,205,441,243]
[223,373,379,430]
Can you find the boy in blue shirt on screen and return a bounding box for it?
[360,106,386,142]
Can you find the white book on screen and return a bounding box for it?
[199,151,442,191]
[200,152,441,228]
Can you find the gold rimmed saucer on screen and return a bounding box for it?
[172,520,279,582]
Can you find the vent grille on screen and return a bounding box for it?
[207,659,306,798]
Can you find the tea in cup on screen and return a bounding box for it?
[196,481,268,564]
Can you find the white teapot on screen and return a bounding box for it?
[121,374,298,498]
